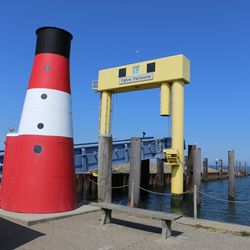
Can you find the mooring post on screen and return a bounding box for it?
[202,157,208,181]
[193,148,201,205]
[239,161,242,175]
[156,158,164,187]
[218,159,223,179]
[236,160,239,176]
[245,161,248,176]
[193,185,197,220]
[228,150,235,201]
[220,160,223,179]
[98,135,112,203]
[128,137,142,207]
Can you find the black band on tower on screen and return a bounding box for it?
[35,27,73,58]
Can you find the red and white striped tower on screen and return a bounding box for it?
[0,27,77,213]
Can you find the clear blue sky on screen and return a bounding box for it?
[0,0,250,164]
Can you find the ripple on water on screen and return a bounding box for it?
[111,176,250,226]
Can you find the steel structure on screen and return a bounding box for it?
[73,136,169,172]
[0,137,170,176]
[95,55,190,194]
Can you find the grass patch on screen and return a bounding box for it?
[177,221,250,237]
[239,231,250,237]
[194,224,217,232]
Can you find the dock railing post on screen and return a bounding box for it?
[228,150,235,201]
[193,185,197,220]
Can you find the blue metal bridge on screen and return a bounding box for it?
[0,137,170,174]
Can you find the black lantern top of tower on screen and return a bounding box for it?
[35,27,73,58]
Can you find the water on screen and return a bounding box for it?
[105,176,250,226]
[198,177,250,225]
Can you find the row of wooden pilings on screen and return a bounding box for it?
[190,148,246,206]
[202,157,248,181]
[93,135,248,212]
[98,136,155,206]
[185,147,248,220]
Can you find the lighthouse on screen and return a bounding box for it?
[0,27,77,213]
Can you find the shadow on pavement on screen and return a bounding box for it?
[111,218,183,237]
[0,217,45,250]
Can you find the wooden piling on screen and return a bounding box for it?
[141,159,150,188]
[76,174,83,203]
[239,161,242,175]
[98,135,112,203]
[149,174,153,186]
[236,160,239,176]
[228,150,235,200]
[90,176,95,194]
[166,174,171,184]
[84,174,90,196]
[215,160,218,170]
[82,174,87,203]
[123,174,127,187]
[193,148,201,205]
[245,161,248,176]
[156,158,164,187]
[219,159,223,179]
[221,160,223,178]
[185,145,196,192]
[128,137,142,207]
[193,185,197,220]
[153,174,157,185]
[202,158,208,181]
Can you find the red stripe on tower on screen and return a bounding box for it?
[28,53,71,93]
[0,27,77,213]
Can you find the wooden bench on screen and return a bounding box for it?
[92,202,182,239]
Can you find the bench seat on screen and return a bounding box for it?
[92,202,182,239]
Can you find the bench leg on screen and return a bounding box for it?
[100,209,112,225]
[161,220,172,239]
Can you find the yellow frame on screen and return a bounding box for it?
[97,54,190,93]
[96,54,190,194]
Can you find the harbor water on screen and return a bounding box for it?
[109,176,250,226]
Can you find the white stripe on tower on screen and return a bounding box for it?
[18,88,73,138]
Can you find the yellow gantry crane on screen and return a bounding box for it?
[94,54,190,195]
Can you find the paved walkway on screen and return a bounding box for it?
[0,208,249,250]
[0,204,100,226]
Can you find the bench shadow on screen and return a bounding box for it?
[111,218,183,237]
[0,218,45,250]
